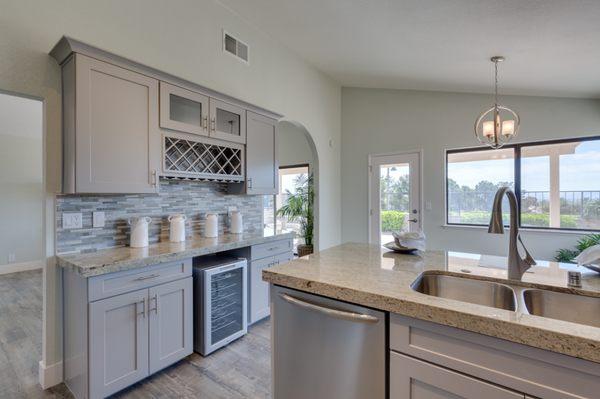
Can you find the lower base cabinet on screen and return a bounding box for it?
[249,239,293,324]
[390,352,524,399]
[64,260,193,399]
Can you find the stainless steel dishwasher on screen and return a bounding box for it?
[271,285,386,399]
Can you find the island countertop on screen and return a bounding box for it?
[263,242,600,363]
[58,231,294,277]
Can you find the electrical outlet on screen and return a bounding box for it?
[227,206,237,215]
[63,212,83,229]
[425,201,432,211]
[8,253,16,263]
[93,211,106,228]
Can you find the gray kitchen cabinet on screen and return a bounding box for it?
[63,259,193,399]
[89,289,149,399]
[390,352,524,399]
[148,278,193,374]
[61,54,160,194]
[390,314,600,399]
[249,256,273,324]
[248,239,293,324]
[209,98,246,144]
[160,81,209,136]
[230,111,278,195]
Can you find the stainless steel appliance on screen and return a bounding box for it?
[271,285,385,399]
[193,256,247,355]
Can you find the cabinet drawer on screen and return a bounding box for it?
[251,239,292,260]
[390,314,600,399]
[390,352,523,399]
[88,259,192,302]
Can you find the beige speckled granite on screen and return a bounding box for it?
[58,231,294,277]
[263,243,600,363]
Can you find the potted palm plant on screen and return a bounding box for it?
[277,173,314,257]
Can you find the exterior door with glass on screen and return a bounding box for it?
[369,152,421,246]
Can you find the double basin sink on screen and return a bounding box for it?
[411,272,600,328]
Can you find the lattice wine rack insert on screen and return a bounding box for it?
[163,136,244,182]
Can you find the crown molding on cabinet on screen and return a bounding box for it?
[49,36,283,121]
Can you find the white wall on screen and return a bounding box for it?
[278,121,316,168]
[342,87,600,260]
[0,93,43,267]
[0,0,341,379]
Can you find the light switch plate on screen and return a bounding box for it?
[63,212,83,229]
[93,211,106,228]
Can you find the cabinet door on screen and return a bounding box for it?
[89,289,149,399]
[148,278,193,374]
[209,98,246,144]
[273,251,293,266]
[245,111,278,195]
[390,352,524,399]
[160,82,209,136]
[75,54,159,193]
[249,256,274,324]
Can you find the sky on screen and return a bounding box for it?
[448,141,600,192]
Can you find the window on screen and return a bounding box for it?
[446,136,600,231]
[263,164,310,251]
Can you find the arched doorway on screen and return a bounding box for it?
[264,120,319,255]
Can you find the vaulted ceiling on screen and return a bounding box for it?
[220,0,600,98]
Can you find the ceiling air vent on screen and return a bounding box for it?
[223,31,249,63]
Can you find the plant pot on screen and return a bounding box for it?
[297,244,314,258]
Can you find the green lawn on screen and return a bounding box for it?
[448,211,578,228]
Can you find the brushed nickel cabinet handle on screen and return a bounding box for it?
[210,117,216,132]
[247,178,253,189]
[202,115,208,130]
[137,298,147,318]
[279,293,379,324]
[148,294,158,314]
[133,273,160,282]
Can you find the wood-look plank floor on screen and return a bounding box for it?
[0,270,272,399]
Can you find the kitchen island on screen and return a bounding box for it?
[264,243,600,399]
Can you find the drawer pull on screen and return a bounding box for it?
[133,273,160,282]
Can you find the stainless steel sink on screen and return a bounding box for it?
[522,289,600,328]
[411,273,517,311]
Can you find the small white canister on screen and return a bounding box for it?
[204,213,218,238]
[230,211,243,234]
[129,216,152,248]
[168,214,187,243]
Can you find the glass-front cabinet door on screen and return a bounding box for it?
[160,82,209,136]
[209,99,246,144]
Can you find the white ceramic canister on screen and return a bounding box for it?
[230,211,243,234]
[129,216,152,248]
[204,213,218,238]
[168,214,187,242]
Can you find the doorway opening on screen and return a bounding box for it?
[369,151,422,246]
[263,120,318,256]
[0,91,44,273]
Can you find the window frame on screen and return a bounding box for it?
[445,135,600,232]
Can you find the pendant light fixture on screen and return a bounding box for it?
[474,56,520,149]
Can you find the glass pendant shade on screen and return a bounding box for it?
[474,57,520,149]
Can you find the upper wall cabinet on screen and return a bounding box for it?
[160,82,209,136]
[159,83,246,145]
[62,54,160,194]
[230,111,278,195]
[209,99,246,144]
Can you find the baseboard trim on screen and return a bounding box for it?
[0,260,43,275]
[39,360,63,389]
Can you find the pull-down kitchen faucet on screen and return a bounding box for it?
[488,187,536,280]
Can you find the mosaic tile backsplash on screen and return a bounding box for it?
[56,180,263,254]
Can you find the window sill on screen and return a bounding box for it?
[441,224,595,235]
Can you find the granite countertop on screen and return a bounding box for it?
[57,231,294,277]
[263,242,600,363]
